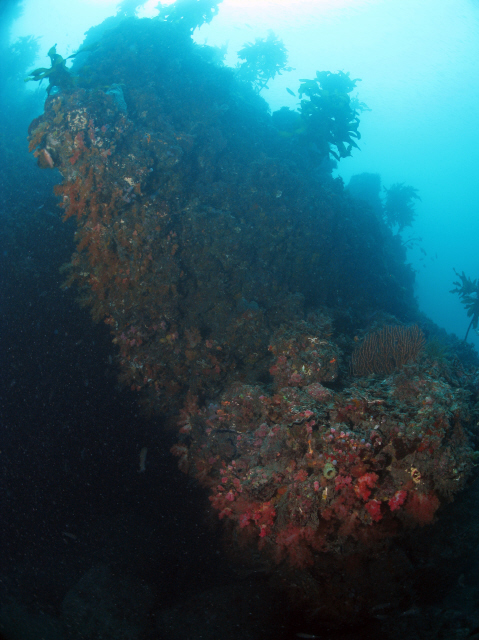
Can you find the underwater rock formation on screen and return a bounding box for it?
[28,15,478,625]
[28,18,414,416]
[171,315,476,622]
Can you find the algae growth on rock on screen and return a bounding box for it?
[28,13,479,626]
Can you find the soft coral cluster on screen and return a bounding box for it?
[171,325,475,570]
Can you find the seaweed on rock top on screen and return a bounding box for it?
[24,42,100,95]
[236,31,293,93]
[383,182,421,231]
[156,0,221,32]
[451,269,479,341]
[298,70,362,161]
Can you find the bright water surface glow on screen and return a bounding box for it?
[11,0,479,347]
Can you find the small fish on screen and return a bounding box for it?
[286,87,296,96]
[138,446,148,473]
[62,531,77,540]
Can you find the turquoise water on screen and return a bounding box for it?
[2,2,479,639]
[12,0,479,346]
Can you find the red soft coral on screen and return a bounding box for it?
[275,524,324,568]
[355,472,379,501]
[405,492,440,525]
[364,499,382,522]
[252,501,276,537]
[388,489,407,512]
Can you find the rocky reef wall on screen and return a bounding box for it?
[28,16,478,625]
